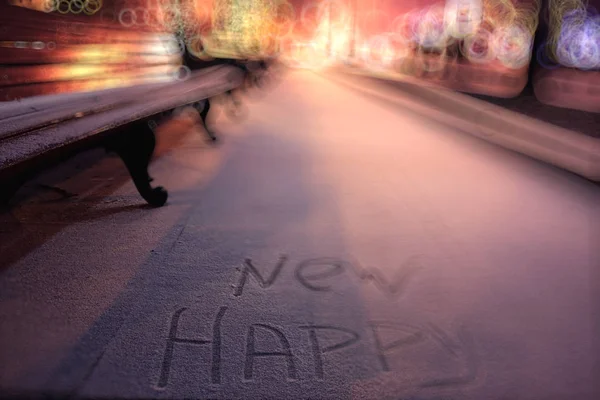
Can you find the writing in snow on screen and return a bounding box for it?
[155,255,477,388]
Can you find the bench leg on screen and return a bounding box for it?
[224,90,247,121]
[106,121,168,207]
[195,99,217,142]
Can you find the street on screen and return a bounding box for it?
[0,70,599,400]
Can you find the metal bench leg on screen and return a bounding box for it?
[195,99,217,142]
[106,121,168,207]
[224,90,247,121]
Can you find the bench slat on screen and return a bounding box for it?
[0,65,225,123]
[0,65,244,170]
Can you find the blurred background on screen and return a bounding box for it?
[1,0,599,108]
[0,2,599,399]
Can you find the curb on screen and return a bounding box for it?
[323,67,600,182]
[533,67,600,114]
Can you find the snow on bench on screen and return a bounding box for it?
[0,65,246,207]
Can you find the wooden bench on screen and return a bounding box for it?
[0,64,247,207]
[0,0,284,207]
